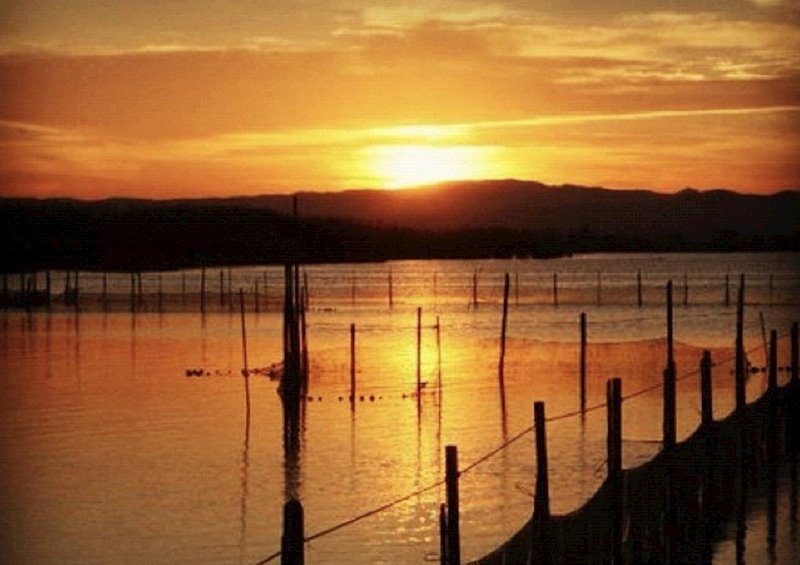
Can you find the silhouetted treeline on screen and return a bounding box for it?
[1,190,797,272]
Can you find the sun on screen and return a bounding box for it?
[366,144,496,189]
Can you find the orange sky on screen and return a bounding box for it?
[1,0,799,198]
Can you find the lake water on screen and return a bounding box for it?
[1,253,799,564]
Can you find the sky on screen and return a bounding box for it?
[1,0,799,198]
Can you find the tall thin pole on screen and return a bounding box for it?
[350,323,356,409]
[580,312,587,415]
[254,279,260,313]
[637,269,643,307]
[498,273,510,416]
[416,307,422,410]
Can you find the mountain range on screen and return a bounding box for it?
[2,180,798,271]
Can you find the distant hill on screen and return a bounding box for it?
[248,180,800,241]
[1,180,798,271]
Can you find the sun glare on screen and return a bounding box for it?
[367,144,496,189]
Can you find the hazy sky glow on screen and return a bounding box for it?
[1,0,798,198]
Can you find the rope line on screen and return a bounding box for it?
[253,328,793,564]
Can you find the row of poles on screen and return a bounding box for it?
[1,268,791,312]
[274,272,799,564]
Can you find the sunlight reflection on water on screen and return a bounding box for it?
[1,253,798,564]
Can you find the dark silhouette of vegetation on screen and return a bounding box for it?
[1,180,798,272]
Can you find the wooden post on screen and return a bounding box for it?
[580,313,587,415]
[200,267,206,314]
[228,267,233,313]
[417,307,423,408]
[254,279,261,313]
[436,316,442,394]
[439,503,448,565]
[532,401,551,563]
[445,445,460,565]
[607,378,623,565]
[552,272,558,307]
[637,269,643,307]
[498,273,510,416]
[239,289,250,370]
[725,273,730,307]
[281,498,304,565]
[350,323,356,409]
[664,280,676,449]
[769,329,777,393]
[701,351,713,428]
[735,274,746,412]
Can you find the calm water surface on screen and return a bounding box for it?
[1,253,799,563]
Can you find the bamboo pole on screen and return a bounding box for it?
[580,313,587,415]
[637,269,642,307]
[350,323,356,409]
[498,273,510,416]
[416,307,422,409]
